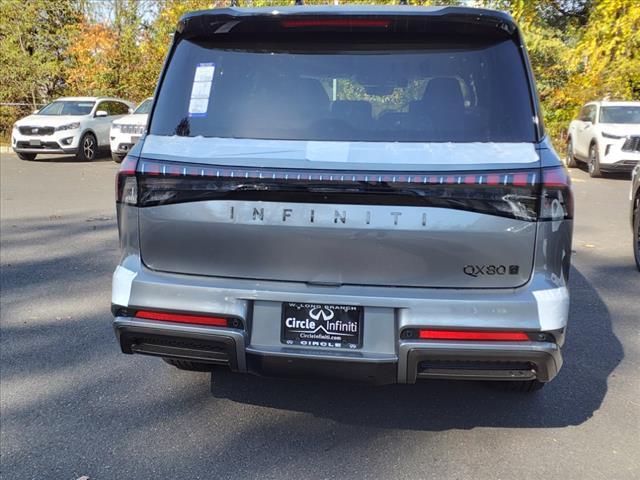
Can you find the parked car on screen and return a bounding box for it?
[110,97,153,163]
[566,101,640,177]
[112,6,573,392]
[631,164,640,270]
[11,97,134,161]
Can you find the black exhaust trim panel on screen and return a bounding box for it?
[406,347,560,383]
[115,318,242,370]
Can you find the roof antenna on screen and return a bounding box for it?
[295,0,304,5]
[230,0,239,6]
[399,0,408,4]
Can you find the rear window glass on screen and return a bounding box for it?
[151,39,535,143]
[600,106,640,124]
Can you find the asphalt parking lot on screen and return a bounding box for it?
[1,151,638,480]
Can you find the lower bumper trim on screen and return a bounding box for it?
[247,352,398,385]
[113,318,563,384]
[13,147,75,154]
[602,160,639,172]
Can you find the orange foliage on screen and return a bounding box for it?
[66,22,117,96]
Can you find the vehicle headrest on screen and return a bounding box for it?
[422,77,464,107]
[331,100,373,123]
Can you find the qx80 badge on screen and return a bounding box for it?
[463,264,520,277]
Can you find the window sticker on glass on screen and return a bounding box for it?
[188,98,209,115]
[188,62,215,117]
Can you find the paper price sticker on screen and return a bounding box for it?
[189,63,215,117]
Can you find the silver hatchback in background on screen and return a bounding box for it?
[112,6,573,392]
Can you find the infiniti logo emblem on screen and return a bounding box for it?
[308,307,335,321]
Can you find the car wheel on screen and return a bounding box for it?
[491,380,545,393]
[162,358,214,372]
[588,143,602,178]
[634,200,640,271]
[17,152,37,161]
[111,153,124,163]
[76,132,97,161]
[566,138,578,168]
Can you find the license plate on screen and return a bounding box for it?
[131,136,140,144]
[281,303,363,349]
[29,139,41,147]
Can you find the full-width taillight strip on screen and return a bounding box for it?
[418,329,530,341]
[136,160,539,187]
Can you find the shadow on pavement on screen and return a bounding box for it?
[208,267,623,431]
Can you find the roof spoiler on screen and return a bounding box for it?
[176,6,518,39]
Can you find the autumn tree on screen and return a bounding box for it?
[0,0,82,135]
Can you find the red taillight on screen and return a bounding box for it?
[281,18,390,28]
[119,155,138,175]
[540,166,573,220]
[418,329,529,341]
[135,310,229,327]
[116,155,139,205]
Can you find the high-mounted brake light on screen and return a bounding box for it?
[135,310,230,327]
[281,19,391,28]
[418,329,530,341]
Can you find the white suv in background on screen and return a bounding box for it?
[566,101,640,177]
[11,97,134,161]
[110,97,152,163]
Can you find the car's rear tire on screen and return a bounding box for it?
[17,152,37,161]
[633,200,640,271]
[491,380,545,392]
[588,143,602,178]
[566,138,578,168]
[162,358,214,372]
[111,153,124,163]
[76,132,97,161]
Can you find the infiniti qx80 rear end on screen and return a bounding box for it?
[112,6,573,392]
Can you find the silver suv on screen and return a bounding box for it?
[112,6,573,392]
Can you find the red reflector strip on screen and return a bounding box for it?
[135,310,228,327]
[282,19,390,28]
[418,329,529,341]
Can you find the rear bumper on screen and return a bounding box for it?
[114,316,562,385]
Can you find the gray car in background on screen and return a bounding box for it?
[112,6,573,392]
